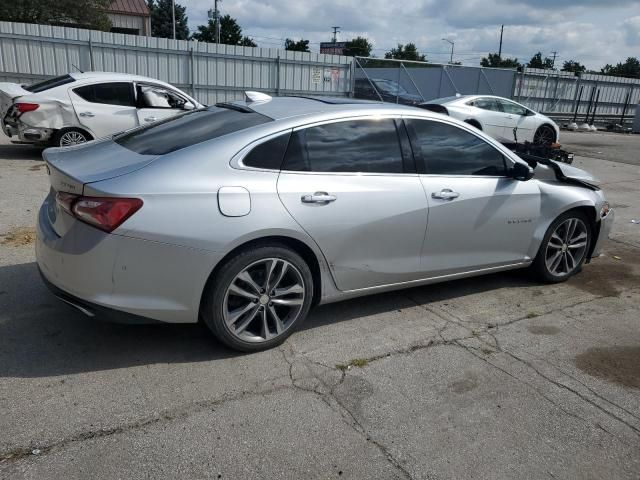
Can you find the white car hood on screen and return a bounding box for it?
[552,161,600,185]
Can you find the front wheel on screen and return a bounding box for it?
[202,244,314,352]
[532,211,592,283]
[533,125,556,145]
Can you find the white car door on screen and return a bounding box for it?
[69,82,138,138]
[497,99,538,143]
[135,83,194,125]
[464,97,510,141]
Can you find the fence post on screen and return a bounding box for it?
[275,54,280,96]
[349,58,356,97]
[190,46,195,97]
[88,38,94,71]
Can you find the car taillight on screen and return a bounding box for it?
[15,103,40,113]
[55,192,142,232]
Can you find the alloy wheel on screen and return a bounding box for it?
[59,131,87,146]
[223,258,306,343]
[545,218,588,277]
[534,126,555,145]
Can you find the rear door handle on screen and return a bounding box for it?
[79,112,94,117]
[301,192,337,204]
[432,189,460,200]
[144,116,157,122]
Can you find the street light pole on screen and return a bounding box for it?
[215,0,222,44]
[442,38,454,64]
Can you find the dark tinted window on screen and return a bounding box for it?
[25,74,74,93]
[407,119,506,176]
[282,119,403,173]
[116,107,272,155]
[243,133,290,169]
[74,83,135,107]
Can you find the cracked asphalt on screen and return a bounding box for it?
[1,133,639,479]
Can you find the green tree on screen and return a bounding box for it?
[147,0,189,40]
[527,52,554,69]
[561,60,586,74]
[480,53,521,68]
[384,43,426,62]
[192,14,256,46]
[601,57,640,79]
[0,0,112,30]
[344,36,373,57]
[284,38,310,52]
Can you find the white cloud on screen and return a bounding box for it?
[179,0,640,69]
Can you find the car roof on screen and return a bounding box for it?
[69,71,176,85]
[230,95,423,121]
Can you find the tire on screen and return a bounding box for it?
[52,128,92,147]
[531,211,592,283]
[202,244,314,352]
[465,119,482,130]
[533,125,556,145]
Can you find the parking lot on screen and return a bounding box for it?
[0,132,639,479]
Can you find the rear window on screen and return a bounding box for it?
[24,74,75,93]
[115,106,272,155]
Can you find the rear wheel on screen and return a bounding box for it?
[532,211,592,283]
[52,128,92,147]
[202,244,314,352]
[533,125,556,145]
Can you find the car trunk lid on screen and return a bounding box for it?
[43,139,158,236]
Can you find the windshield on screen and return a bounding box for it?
[372,79,409,95]
[24,74,75,93]
[115,106,272,155]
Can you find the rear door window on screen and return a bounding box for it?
[242,133,291,170]
[74,83,135,107]
[406,119,507,176]
[282,119,404,174]
[116,106,272,155]
[470,97,502,112]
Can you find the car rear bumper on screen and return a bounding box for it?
[36,201,222,324]
[2,118,53,143]
[591,208,614,258]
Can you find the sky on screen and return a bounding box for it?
[179,0,640,70]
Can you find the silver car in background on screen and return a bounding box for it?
[36,94,613,352]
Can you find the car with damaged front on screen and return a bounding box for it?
[419,94,560,145]
[36,93,613,352]
[0,72,203,147]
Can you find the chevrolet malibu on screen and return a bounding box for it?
[36,93,613,352]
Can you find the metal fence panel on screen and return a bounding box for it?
[0,21,352,105]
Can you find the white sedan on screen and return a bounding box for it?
[419,95,559,145]
[0,72,203,147]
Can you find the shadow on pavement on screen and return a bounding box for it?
[0,261,535,378]
[0,141,44,161]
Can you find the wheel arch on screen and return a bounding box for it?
[52,126,94,146]
[199,235,325,321]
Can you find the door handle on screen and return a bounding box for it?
[79,112,94,117]
[301,192,337,204]
[432,189,460,200]
[144,116,157,122]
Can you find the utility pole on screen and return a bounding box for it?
[550,51,558,69]
[215,0,222,44]
[171,0,176,39]
[442,38,454,64]
[498,24,504,59]
[331,26,340,43]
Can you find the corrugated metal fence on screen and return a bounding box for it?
[0,21,353,105]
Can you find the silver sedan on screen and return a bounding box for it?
[36,93,613,351]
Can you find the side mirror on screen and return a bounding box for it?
[510,162,534,181]
[183,101,195,111]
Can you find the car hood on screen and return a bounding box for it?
[552,161,600,185]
